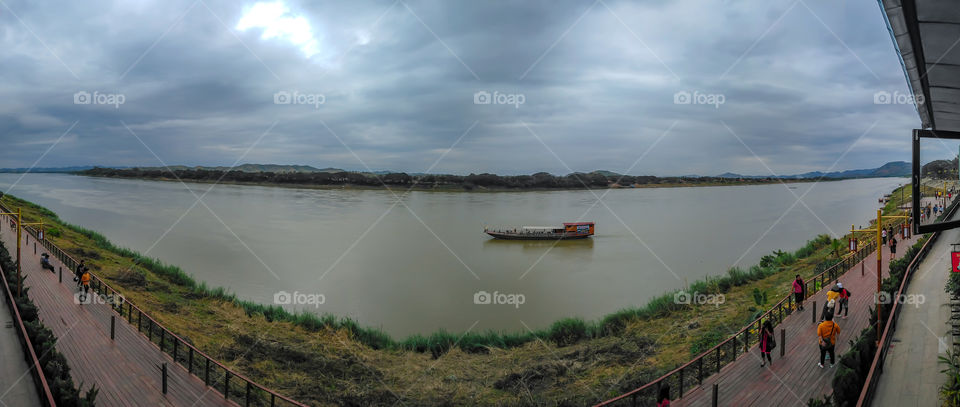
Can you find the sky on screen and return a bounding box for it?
[0,0,931,176]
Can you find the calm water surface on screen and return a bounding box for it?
[0,174,905,336]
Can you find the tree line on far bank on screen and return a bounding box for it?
[80,167,795,190]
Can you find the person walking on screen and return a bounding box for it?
[79,267,91,302]
[837,283,852,319]
[74,259,85,288]
[759,319,775,367]
[890,236,898,260]
[882,228,887,246]
[793,274,805,311]
[817,314,841,368]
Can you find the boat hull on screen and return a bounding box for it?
[485,231,592,240]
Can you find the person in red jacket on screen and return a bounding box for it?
[793,274,805,311]
[837,282,852,319]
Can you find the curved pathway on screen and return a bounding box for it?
[0,216,236,406]
[673,229,921,406]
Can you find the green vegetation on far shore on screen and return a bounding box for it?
[80,166,844,192]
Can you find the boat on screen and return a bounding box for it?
[484,222,595,240]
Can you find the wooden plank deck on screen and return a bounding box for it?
[673,233,919,407]
[0,219,237,407]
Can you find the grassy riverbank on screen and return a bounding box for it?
[0,193,867,405]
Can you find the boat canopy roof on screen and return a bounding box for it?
[563,222,595,226]
[521,226,557,230]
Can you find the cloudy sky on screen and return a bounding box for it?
[0,0,928,176]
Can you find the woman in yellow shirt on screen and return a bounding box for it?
[817,315,840,368]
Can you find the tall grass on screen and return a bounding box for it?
[1,194,837,355]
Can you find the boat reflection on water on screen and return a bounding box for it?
[482,236,595,258]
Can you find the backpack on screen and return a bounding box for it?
[820,323,836,347]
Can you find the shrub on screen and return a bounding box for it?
[940,349,960,406]
[548,318,594,347]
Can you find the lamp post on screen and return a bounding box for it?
[851,209,909,343]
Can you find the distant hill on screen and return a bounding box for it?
[716,161,910,180]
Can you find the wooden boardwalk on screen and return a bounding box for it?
[673,233,920,407]
[0,220,236,406]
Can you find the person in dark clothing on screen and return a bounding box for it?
[74,259,85,287]
[657,384,670,407]
[793,275,805,311]
[890,237,898,260]
[759,319,775,367]
[40,253,54,272]
[837,283,852,319]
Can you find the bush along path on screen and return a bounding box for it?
[668,227,921,407]
[0,237,98,405]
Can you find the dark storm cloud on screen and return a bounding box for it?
[0,0,923,175]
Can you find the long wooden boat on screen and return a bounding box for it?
[484,222,595,240]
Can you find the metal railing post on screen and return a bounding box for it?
[780,329,785,357]
[162,363,168,394]
[110,316,115,340]
[712,383,718,407]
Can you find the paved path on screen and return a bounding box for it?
[672,229,921,406]
[872,208,960,406]
[0,286,42,407]
[0,216,236,406]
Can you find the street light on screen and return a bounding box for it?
[851,208,909,344]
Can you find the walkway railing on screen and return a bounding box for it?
[0,202,309,407]
[594,226,892,406]
[856,196,960,406]
[0,263,57,406]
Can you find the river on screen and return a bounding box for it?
[0,174,905,337]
